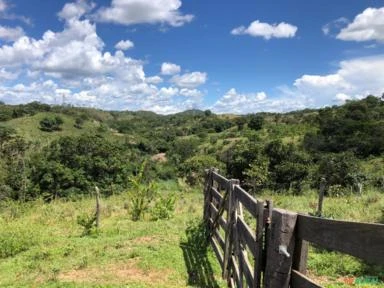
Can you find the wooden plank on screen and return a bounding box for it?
[211,187,223,203]
[293,239,308,274]
[231,255,242,288]
[214,228,225,251]
[211,187,229,210]
[209,215,227,233]
[254,201,265,288]
[291,270,322,288]
[237,217,257,257]
[238,247,254,287]
[223,179,239,279]
[234,185,259,218]
[210,237,224,270]
[296,214,384,266]
[264,209,298,288]
[212,171,229,188]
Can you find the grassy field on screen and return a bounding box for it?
[0,182,225,288]
[0,182,383,288]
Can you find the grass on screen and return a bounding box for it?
[1,183,383,287]
[0,183,226,288]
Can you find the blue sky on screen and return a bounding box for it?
[0,0,383,114]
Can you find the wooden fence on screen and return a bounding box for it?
[203,168,384,288]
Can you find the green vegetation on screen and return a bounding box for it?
[0,95,383,287]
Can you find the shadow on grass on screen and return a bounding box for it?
[180,220,221,288]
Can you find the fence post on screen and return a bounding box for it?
[203,168,216,223]
[264,209,297,288]
[317,177,326,217]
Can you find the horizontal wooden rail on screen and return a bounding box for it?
[212,171,229,188]
[291,270,321,288]
[234,185,259,218]
[296,214,384,265]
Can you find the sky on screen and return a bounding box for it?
[0,0,383,114]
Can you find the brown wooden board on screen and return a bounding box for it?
[238,247,254,287]
[212,171,229,188]
[234,185,259,218]
[237,217,257,257]
[296,214,384,265]
[231,255,242,288]
[291,270,322,288]
[211,237,224,270]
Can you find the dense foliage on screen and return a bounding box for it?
[0,95,383,201]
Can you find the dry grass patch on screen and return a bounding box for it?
[59,259,171,285]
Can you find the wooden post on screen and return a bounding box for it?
[95,186,101,229]
[203,168,215,222]
[292,239,308,274]
[317,178,326,217]
[254,200,265,288]
[264,209,298,288]
[223,179,239,280]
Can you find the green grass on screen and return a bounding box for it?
[0,185,226,288]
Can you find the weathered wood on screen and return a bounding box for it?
[291,270,322,288]
[212,171,230,188]
[95,186,101,228]
[203,168,214,222]
[254,201,265,288]
[214,228,225,251]
[211,187,229,210]
[296,214,384,265]
[234,185,259,218]
[231,255,242,288]
[223,179,239,279]
[237,217,257,257]
[211,237,224,270]
[317,178,326,217]
[293,239,309,275]
[238,246,254,286]
[264,209,298,288]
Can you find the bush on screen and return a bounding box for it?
[0,224,37,258]
[39,116,64,132]
[150,193,176,221]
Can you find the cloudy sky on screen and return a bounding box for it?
[0,0,383,114]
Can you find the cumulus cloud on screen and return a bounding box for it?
[0,25,24,42]
[231,20,297,39]
[115,39,134,50]
[171,72,207,88]
[145,75,163,84]
[0,0,6,12]
[337,7,384,42]
[58,0,96,21]
[0,1,203,113]
[292,55,384,105]
[161,62,180,75]
[94,0,194,27]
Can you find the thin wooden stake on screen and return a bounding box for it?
[317,178,326,217]
[95,186,101,228]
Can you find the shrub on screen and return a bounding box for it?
[150,193,176,221]
[39,116,64,132]
[0,224,37,258]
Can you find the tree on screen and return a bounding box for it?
[39,116,64,132]
[248,114,264,131]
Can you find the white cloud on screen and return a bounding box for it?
[0,25,24,42]
[0,1,203,113]
[161,62,180,75]
[145,75,163,84]
[179,88,203,98]
[58,0,95,21]
[94,0,194,27]
[322,17,349,36]
[115,39,134,50]
[291,55,384,106]
[231,20,297,39]
[171,71,207,88]
[0,0,31,25]
[0,0,7,12]
[337,7,384,42]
